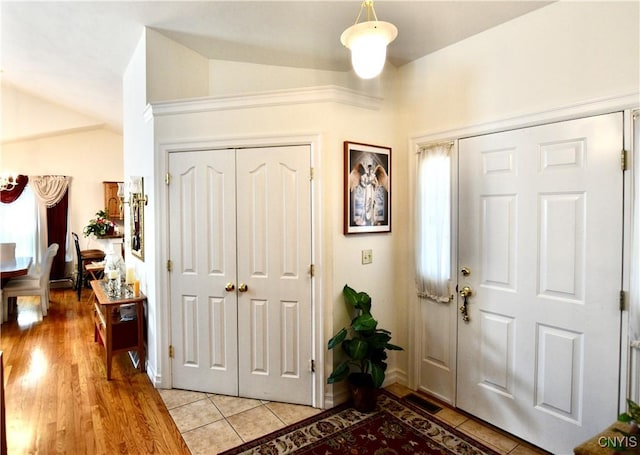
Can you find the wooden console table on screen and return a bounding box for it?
[90,280,145,380]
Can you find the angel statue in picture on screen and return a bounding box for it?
[349,152,390,227]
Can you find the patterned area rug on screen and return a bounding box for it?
[220,390,501,455]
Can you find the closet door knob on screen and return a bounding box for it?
[225,283,235,292]
[238,283,248,293]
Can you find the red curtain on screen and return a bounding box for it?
[47,190,68,280]
[0,175,28,204]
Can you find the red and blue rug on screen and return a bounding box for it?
[220,390,501,454]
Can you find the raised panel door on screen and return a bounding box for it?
[456,113,623,453]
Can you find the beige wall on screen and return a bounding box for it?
[396,1,640,136]
[1,86,124,261]
[207,59,390,98]
[123,30,159,373]
[146,29,209,103]
[393,0,640,387]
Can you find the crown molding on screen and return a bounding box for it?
[147,85,383,118]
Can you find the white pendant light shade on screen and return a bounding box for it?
[341,21,397,79]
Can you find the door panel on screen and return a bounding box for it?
[236,146,313,405]
[169,149,238,395]
[457,113,623,454]
[169,145,313,405]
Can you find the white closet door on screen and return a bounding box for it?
[169,149,238,395]
[236,145,313,405]
[169,145,313,405]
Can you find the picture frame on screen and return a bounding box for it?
[344,141,391,234]
[130,177,146,261]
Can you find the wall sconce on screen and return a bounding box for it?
[128,177,148,207]
[117,177,149,208]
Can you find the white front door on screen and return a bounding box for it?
[456,113,624,454]
[169,146,313,405]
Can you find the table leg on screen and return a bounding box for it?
[137,302,145,373]
[106,311,113,380]
[86,271,103,303]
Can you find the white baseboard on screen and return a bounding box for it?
[384,367,408,388]
[145,363,163,388]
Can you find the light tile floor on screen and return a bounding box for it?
[159,384,549,455]
[158,389,321,454]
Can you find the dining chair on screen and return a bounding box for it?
[2,243,58,322]
[0,243,16,262]
[72,232,105,301]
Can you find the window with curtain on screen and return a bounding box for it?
[415,142,453,302]
[0,185,38,259]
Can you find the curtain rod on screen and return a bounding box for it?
[416,141,455,154]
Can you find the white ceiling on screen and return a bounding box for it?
[1,1,551,132]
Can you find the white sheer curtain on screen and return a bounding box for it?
[415,142,453,302]
[30,175,71,263]
[30,175,70,208]
[0,186,38,260]
[0,175,69,266]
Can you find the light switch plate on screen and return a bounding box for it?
[362,249,373,264]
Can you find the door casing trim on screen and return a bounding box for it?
[408,91,639,410]
[155,133,324,409]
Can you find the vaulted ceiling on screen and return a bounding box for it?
[1,1,551,132]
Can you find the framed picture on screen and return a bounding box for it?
[130,177,146,261]
[344,141,391,234]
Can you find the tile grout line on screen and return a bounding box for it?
[264,403,288,427]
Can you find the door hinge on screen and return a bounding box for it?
[621,149,628,171]
[167,260,173,272]
[165,173,171,185]
[309,264,315,277]
[310,167,314,180]
[620,290,626,311]
[309,359,315,372]
[169,345,174,358]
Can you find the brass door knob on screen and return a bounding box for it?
[238,283,248,292]
[459,286,472,322]
[225,283,235,292]
[459,286,472,297]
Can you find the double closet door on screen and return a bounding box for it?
[168,145,313,405]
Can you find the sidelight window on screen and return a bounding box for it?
[415,142,453,302]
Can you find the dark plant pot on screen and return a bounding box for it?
[348,373,378,412]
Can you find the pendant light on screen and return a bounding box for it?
[340,0,397,79]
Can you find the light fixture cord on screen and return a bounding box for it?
[354,0,379,25]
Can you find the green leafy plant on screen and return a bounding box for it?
[327,284,403,388]
[619,399,640,425]
[83,209,115,237]
[606,399,640,452]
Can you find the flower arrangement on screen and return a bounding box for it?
[83,210,115,237]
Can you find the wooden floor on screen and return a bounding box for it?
[0,287,189,454]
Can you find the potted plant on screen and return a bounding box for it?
[327,284,403,412]
[83,210,115,237]
[607,399,640,452]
